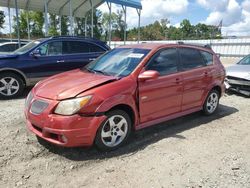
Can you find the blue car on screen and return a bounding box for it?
[0,36,110,99]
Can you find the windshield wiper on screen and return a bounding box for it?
[86,67,96,73]
[92,69,111,76]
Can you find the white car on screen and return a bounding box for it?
[225,55,250,96]
[0,42,27,53]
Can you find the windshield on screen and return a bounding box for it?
[238,55,250,65]
[14,40,41,54]
[85,48,150,77]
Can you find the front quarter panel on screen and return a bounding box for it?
[77,77,139,126]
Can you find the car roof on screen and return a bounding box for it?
[36,36,109,49]
[0,42,27,45]
[117,42,212,52]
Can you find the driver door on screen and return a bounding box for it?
[23,41,66,80]
[138,48,183,123]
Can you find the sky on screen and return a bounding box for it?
[1,0,250,36]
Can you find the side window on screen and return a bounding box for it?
[146,48,178,76]
[9,44,17,51]
[201,51,213,65]
[36,41,62,56]
[88,43,105,52]
[179,48,205,70]
[66,41,89,54]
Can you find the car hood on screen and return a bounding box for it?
[226,64,250,80]
[0,53,18,59]
[34,69,118,100]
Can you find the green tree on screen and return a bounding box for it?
[31,11,44,37]
[0,11,5,29]
[48,13,59,36]
[113,10,126,40]
[76,9,102,38]
[61,16,69,35]
[13,11,29,38]
[180,19,194,39]
[101,12,117,41]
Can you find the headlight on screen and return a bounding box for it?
[54,96,92,115]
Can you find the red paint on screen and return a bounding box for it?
[25,43,225,147]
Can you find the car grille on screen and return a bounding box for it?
[227,76,249,82]
[30,100,49,115]
[226,76,250,87]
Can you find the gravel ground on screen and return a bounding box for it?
[0,88,250,188]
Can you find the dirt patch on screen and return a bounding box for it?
[0,90,250,188]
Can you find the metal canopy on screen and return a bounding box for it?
[0,0,142,47]
[0,0,103,18]
[105,0,142,9]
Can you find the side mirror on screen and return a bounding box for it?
[138,70,160,81]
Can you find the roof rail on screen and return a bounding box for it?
[50,35,98,40]
[177,41,211,49]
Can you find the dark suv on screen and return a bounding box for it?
[0,36,110,99]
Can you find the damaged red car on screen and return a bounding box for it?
[25,43,226,151]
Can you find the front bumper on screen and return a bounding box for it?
[25,94,106,147]
[225,76,250,96]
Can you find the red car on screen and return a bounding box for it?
[25,43,226,151]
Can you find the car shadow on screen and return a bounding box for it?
[37,104,239,161]
[225,90,250,98]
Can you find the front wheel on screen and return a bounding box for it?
[95,110,131,151]
[0,73,25,99]
[203,89,220,115]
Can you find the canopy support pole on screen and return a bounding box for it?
[89,0,94,38]
[122,6,127,45]
[107,2,112,46]
[69,0,73,36]
[44,0,48,36]
[26,11,30,40]
[59,15,62,35]
[84,16,87,37]
[136,9,141,43]
[14,0,20,47]
[8,6,12,42]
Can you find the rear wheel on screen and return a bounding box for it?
[95,110,131,151]
[203,89,219,115]
[0,73,25,99]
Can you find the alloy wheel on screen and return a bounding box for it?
[206,92,219,114]
[101,115,128,147]
[0,77,20,96]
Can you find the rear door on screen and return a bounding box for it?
[138,48,183,123]
[178,47,211,111]
[60,41,107,71]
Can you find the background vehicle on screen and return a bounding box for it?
[225,54,250,96]
[0,36,110,99]
[25,43,226,151]
[0,42,27,53]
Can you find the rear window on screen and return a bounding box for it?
[88,43,105,52]
[201,51,213,65]
[64,41,105,54]
[65,41,89,54]
[179,48,205,70]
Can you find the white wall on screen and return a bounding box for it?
[110,38,250,57]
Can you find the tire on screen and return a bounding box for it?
[203,89,220,115]
[0,72,25,99]
[95,110,132,151]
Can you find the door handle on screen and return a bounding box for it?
[204,71,208,76]
[57,60,65,63]
[89,58,96,61]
